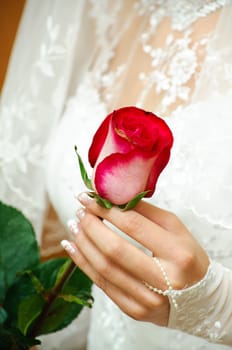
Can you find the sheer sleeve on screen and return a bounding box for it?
[0,0,89,241]
[168,261,232,346]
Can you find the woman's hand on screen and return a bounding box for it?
[61,192,209,327]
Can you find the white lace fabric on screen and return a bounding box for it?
[85,0,228,116]
[0,1,86,238]
[168,261,232,345]
[1,0,232,349]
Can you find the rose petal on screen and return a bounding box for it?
[88,114,111,167]
[112,107,155,151]
[145,147,171,197]
[94,151,154,205]
[88,106,173,205]
[112,106,173,152]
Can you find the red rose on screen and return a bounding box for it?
[88,106,173,205]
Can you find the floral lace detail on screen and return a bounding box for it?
[87,0,132,106]
[136,0,229,30]
[135,0,230,112]
[138,30,207,112]
[87,0,228,115]
[35,17,68,79]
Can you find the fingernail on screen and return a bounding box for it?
[78,192,93,206]
[76,208,86,220]
[60,239,76,255]
[67,219,79,236]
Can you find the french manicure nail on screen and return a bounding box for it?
[67,219,79,236]
[78,192,93,205]
[60,239,76,255]
[76,208,86,220]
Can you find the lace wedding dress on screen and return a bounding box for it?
[1,1,232,349]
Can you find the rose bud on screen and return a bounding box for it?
[88,106,173,206]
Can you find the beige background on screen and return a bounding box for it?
[0,0,25,92]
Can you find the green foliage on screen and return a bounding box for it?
[0,307,8,325]
[0,202,93,349]
[75,146,93,190]
[0,202,40,303]
[0,327,40,350]
[18,295,45,335]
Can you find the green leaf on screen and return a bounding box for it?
[0,269,5,305]
[3,274,37,328]
[18,294,45,335]
[62,259,92,296]
[34,297,83,335]
[3,259,64,329]
[0,307,7,325]
[0,202,40,303]
[18,270,45,296]
[36,258,67,290]
[34,259,92,335]
[74,146,93,190]
[119,191,150,211]
[54,259,74,287]
[5,257,93,337]
[29,258,92,336]
[58,293,93,307]
[0,327,40,350]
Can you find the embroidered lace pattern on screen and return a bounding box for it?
[87,0,230,115]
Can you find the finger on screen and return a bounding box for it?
[60,239,167,323]
[74,226,164,306]
[75,209,172,290]
[135,200,186,234]
[77,193,176,257]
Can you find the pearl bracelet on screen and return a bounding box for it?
[143,256,178,309]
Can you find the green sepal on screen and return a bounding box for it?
[88,192,113,209]
[118,191,150,211]
[96,196,113,209]
[74,146,93,190]
[88,190,149,211]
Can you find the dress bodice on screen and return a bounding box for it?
[46,0,232,266]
